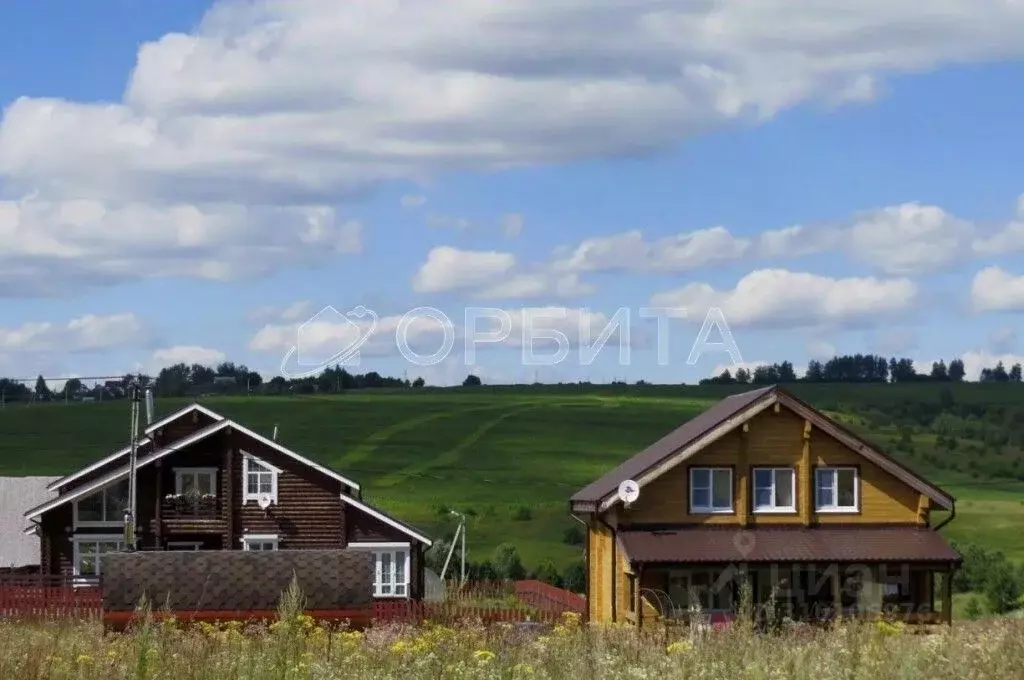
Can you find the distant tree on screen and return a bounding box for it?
[1011,363,1023,382]
[412,376,425,388]
[948,359,966,382]
[734,368,751,384]
[562,561,586,593]
[984,560,1024,614]
[34,375,51,401]
[531,559,563,587]
[963,596,984,620]
[463,374,482,387]
[63,378,83,399]
[930,360,949,381]
[804,360,824,382]
[493,543,526,580]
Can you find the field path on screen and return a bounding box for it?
[336,402,521,467]
[373,403,542,487]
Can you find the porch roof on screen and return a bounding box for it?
[617,526,961,565]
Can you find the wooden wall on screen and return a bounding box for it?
[617,404,925,526]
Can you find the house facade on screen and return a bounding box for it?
[570,386,961,627]
[23,404,430,600]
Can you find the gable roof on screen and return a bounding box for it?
[47,438,153,491]
[338,493,433,546]
[569,385,954,514]
[25,418,360,520]
[0,476,60,568]
[144,402,225,435]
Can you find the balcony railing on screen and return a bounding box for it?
[161,494,220,518]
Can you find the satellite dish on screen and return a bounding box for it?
[257,494,272,510]
[617,479,640,506]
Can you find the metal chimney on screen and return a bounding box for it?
[144,388,155,425]
[272,424,279,441]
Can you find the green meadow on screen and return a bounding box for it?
[1,383,1022,572]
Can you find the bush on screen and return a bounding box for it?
[562,524,584,545]
[562,560,586,593]
[512,505,533,521]
[492,543,526,580]
[984,561,1024,614]
[964,596,985,620]
[530,559,562,587]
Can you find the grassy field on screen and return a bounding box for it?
[2,383,1022,570]
[2,612,1023,679]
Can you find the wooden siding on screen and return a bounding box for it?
[618,405,924,526]
[586,521,613,623]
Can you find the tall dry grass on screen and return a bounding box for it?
[0,586,1021,679]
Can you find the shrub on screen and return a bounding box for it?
[562,524,584,545]
[512,505,533,521]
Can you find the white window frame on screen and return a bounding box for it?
[688,467,733,514]
[815,467,860,513]
[349,542,411,598]
[71,534,124,580]
[72,479,130,528]
[240,534,279,551]
[242,452,281,505]
[752,467,797,513]
[173,467,218,496]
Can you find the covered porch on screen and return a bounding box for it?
[617,526,960,628]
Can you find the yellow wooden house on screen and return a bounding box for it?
[569,386,961,627]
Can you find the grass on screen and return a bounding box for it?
[2,614,1024,679]
[2,383,1023,570]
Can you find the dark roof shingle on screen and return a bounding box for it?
[617,526,961,564]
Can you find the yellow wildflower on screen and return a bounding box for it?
[667,640,693,655]
[474,649,496,664]
[75,654,92,665]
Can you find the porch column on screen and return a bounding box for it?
[832,564,842,620]
[635,563,644,630]
[942,565,953,625]
[738,424,749,528]
[154,461,163,549]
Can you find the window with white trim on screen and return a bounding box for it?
[174,468,217,496]
[752,468,796,513]
[72,536,124,577]
[815,467,858,512]
[73,479,130,527]
[689,467,733,513]
[374,549,409,597]
[242,454,279,505]
[241,535,279,551]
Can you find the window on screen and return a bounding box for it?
[689,468,733,513]
[752,468,796,513]
[815,467,858,512]
[174,468,217,496]
[73,479,130,527]
[667,569,734,612]
[242,453,279,505]
[72,536,124,578]
[374,549,409,597]
[241,534,279,551]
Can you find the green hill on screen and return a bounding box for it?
[2,383,1022,570]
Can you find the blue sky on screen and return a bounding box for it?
[1,0,1023,387]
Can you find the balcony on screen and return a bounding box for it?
[155,493,226,534]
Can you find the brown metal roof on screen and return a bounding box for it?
[569,385,954,512]
[617,526,961,564]
[569,386,775,505]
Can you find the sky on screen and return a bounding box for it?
[1,0,1023,388]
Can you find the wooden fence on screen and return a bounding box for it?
[0,575,583,627]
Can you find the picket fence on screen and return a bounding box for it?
[0,576,583,626]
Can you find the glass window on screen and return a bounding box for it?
[690,468,732,513]
[815,468,858,511]
[75,479,130,525]
[73,538,124,577]
[374,549,409,597]
[753,468,796,512]
[243,455,278,504]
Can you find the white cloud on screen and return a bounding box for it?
[0,313,146,353]
[412,245,593,300]
[649,269,918,330]
[0,196,361,295]
[970,266,1024,312]
[554,227,751,274]
[959,350,1024,381]
[6,1,1024,293]
[500,213,524,238]
[401,194,426,208]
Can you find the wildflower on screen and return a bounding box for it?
[875,620,905,637]
[514,662,535,675]
[391,640,411,654]
[667,640,693,655]
[75,654,92,665]
[474,649,496,664]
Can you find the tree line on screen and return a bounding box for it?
[699,354,1023,385]
[1,352,1022,403]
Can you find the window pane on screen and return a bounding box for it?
[249,459,268,473]
[837,470,856,507]
[394,584,407,596]
[754,469,772,489]
[775,471,794,507]
[818,487,835,507]
[395,552,406,583]
[247,475,259,494]
[258,475,272,494]
[181,474,195,494]
[691,469,709,489]
[380,552,393,585]
[711,471,731,508]
[79,553,97,575]
[754,487,772,508]
[691,487,710,509]
[198,473,213,495]
[77,492,103,522]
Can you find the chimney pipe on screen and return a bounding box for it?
[144,388,155,425]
